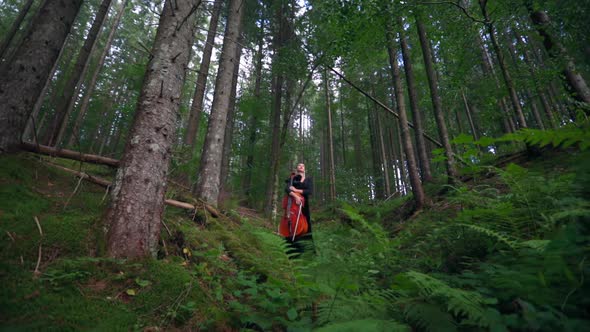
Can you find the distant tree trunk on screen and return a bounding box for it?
[415,15,458,182]
[194,0,244,206]
[220,30,244,197]
[525,90,545,130]
[0,0,83,154]
[264,2,286,216]
[105,0,200,258]
[367,102,384,200]
[479,0,527,129]
[513,28,556,128]
[67,0,128,148]
[45,0,113,147]
[184,0,223,148]
[461,89,479,141]
[476,33,515,133]
[243,27,264,200]
[525,3,590,106]
[376,111,391,197]
[387,24,425,209]
[324,70,337,202]
[0,0,35,61]
[398,16,432,182]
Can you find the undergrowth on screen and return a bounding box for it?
[1,124,589,331]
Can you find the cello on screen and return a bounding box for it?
[278,173,309,241]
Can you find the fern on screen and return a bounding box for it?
[315,319,411,332]
[392,271,502,330]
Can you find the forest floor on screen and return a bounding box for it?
[0,145,589,331]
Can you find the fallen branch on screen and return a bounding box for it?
[33,216,43,277]
[22,142,120,167]
[42,161,200,212]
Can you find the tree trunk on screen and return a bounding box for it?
[23,34,69,143]
[46,0,113,147]
[243,27,264,200]
[105,0,200,258]
[194,0,244,206]
[324,69,337,202]
[264,1,286,216]
[387,25,425,209]
[461,89,479,141]
[0,0,35,61]
[67,0,128,148]
[0,0,84,154]
[526,90,545,130]
[415,15,457,182]
[220,29,244,198]
[367,101,384,200]
[398,16,432,182]
[479,0,528,129]
[476,32,516,133]
[513,28,556,129]
[526,4,590,105]
[184,0,223,148]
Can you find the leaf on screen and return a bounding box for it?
[126,289,136,296]
[287,307,298,321]
[135,278,151,288]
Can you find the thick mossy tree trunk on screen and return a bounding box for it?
[45,0,113,147]
[0,0,83,154]
[184,0,223,148]
[194,0,244,206]
[105,0,200,259]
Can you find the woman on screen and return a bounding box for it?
[284,163,314,255]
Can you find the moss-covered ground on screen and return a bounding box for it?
[1,147,589,331]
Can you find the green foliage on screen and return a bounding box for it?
[2,146,590,331]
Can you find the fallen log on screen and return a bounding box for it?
[42,161,205,212]
[22,141,120,167]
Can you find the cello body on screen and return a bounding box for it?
[279,175,309,240]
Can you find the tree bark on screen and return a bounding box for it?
[105,0,200,258]
[194,0,244,206]
[45,0,113,147]
[415,15,458,182]
[220,29,244,198]
[0,0,84,154]
[398,16,432,182]
[0,0,35,61]
[387,25,425,209]
[67,0,128,148]
[184,0,223,148]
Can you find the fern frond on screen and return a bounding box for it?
[393,271,498,329]
[455,224,518,250]
[315,319,411,332]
